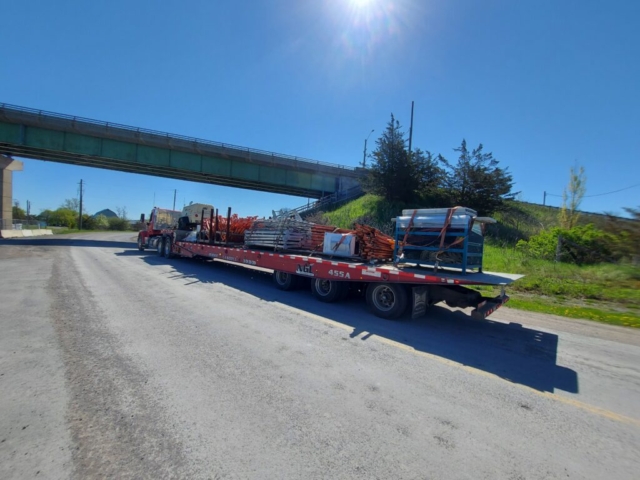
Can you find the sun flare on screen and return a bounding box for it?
[351,0,374,8]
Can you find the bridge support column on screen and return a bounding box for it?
[0,155,23,229]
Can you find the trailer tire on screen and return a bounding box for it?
[156,237,164,256]
[273,271,298,291]
[366,283,408,319]
[163,236,174,258]
[137,235,145,251]
[310,279,346,303]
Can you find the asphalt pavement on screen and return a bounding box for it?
[1,232,639,479]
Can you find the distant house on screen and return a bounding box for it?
[93,208,118,218]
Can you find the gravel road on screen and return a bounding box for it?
[1,232,639,479]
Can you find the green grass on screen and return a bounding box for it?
[505,297,640,328]
[483,245,640,305]
[322,194,410,233]
[473,244,640,327]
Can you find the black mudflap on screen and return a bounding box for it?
[411,286,429,319]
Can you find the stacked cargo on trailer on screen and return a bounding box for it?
[138,203,522,320]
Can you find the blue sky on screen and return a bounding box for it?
[2,0,639,219]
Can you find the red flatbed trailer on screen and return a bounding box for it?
[143,228,522,320]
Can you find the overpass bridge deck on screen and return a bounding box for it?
[0,103,362,199]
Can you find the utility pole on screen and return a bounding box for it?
[362,129,374,168]
[173,189,177,211]
[543,191,547,206]
[408,101,414,158]
[78,179,84,230]
[26,200,31,220]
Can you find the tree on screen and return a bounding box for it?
[603,206,640,261]
[413,148,446,204]
[49,208,77,228]
[61,198,80,211]
[12,205,26,219]
[365,114,422,203]
[559,165,586,229]
[93,214,109,230]
[116,206,128,220]
[38,209,54,225]
[439,140,515,215]
[107,216,130,231]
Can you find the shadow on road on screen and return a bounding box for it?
[0,237,135,249]
[123,248,579,395]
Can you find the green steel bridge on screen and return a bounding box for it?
[0,103,363,199]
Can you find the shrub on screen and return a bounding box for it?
[107,216,130,231]
[516,224,617,264]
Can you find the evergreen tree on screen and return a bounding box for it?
[413,148,446,204]
[439,140,515,214]
[365,114,421,203]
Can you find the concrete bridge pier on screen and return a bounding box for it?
[1,155,23,229]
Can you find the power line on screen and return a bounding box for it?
[545,183,640,199]
[583,183,640,198]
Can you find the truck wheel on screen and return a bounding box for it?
[137,235,145,251]
[273,271,298,291]
[156,237,164,256]
[163,237,174,258]
[310,279,346,303]
[366,283,408,319]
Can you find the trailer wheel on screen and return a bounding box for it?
[310,279,346,303]
[137,235,145,251]
[163,236,174,258]
[366,283,408,319]
[156,237,164,256]
[273,271,298,291]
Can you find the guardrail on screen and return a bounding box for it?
[0,103,356,172]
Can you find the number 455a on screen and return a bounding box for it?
[328,269,350,279]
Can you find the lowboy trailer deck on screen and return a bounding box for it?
[141,229,522,320]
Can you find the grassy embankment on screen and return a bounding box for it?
[319,194,640,328]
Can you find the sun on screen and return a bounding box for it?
[351,0,374,8]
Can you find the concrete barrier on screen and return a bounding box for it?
[0,229,54,239]
[0,230,24,238]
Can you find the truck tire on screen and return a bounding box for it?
[366,283,408,319]
[137,235,145,251]
[273,271,298,291]
[156,237,164,256]
[163,236,174,258]
[310,279,347,303]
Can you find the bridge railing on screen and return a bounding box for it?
[0,103,357,173]
[289,185,365,217]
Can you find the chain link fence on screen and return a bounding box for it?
[0,219,45,230]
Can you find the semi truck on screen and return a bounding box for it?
[136,204,522,320]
